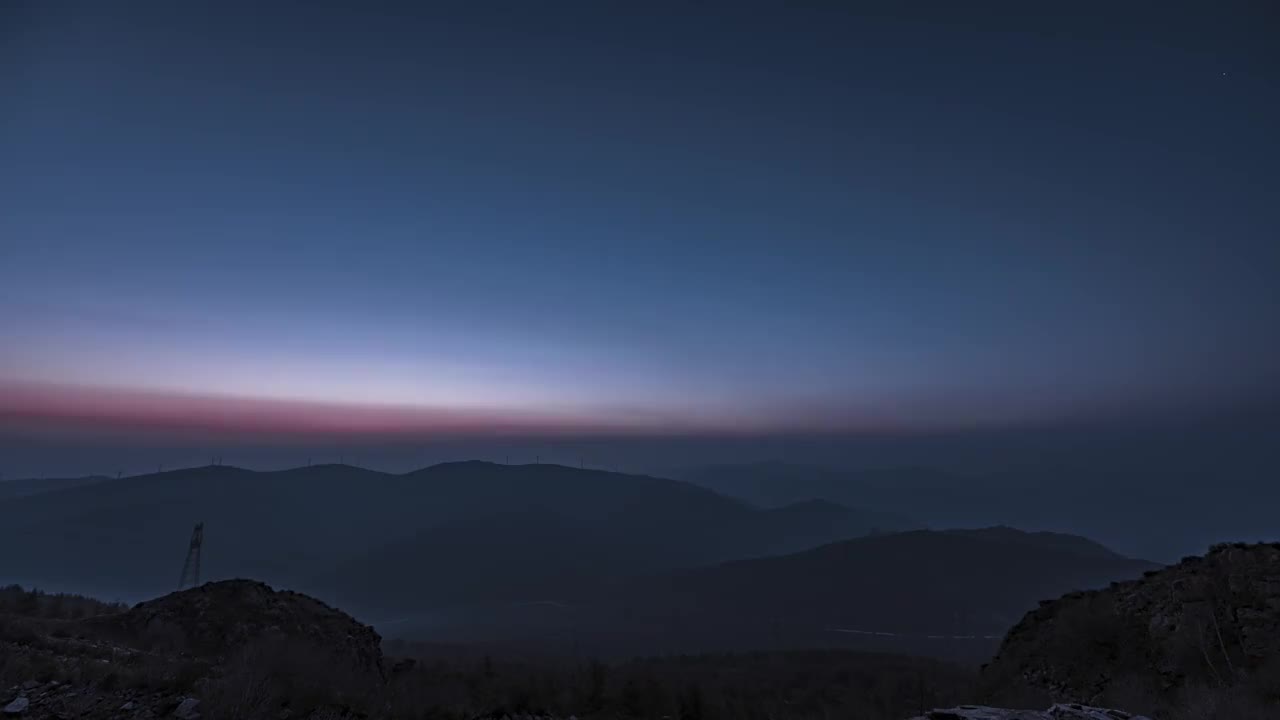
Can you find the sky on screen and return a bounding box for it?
[2,1,1279,468]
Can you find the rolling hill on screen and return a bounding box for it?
[0,460,1163,663]
[613,527,1158,637]
[679,461,1280,562]
[0,461,904,606]
[0,474,110,501]
[408,526,1161,659]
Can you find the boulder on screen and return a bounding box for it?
[983,542,1280,701]
[173,697,201,719]
[94,580,384,678]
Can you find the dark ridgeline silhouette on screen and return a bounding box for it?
[680,460,1280,563]
[0,462,911,604]
[0,474,112,501]
[471,526,1160,660]
[1,460,1275,718]
[0,461,1163,662]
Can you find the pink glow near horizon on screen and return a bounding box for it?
[0,381,903,440]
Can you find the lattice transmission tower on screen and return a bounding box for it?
[178,522,204,590]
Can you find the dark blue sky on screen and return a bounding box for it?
[2,1,1278,442]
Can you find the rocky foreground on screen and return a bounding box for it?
[984,542,1280,703]
[5,545,1280,718]
[907,704,1151,719]
[1,580,1154,720]
[2,682,203,719]
[1,580,381,719]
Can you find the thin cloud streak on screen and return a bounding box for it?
[4,380,1274,445]
[0,381,897,440]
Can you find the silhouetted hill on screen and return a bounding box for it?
[319,471,910,613]
[0,474,110,501]
[407,527,1159,660]
[0,464,397,597]
[679,461,1280,562]
[607,527,1155,640]
[0,461,903,605]
[938,527,1126,562]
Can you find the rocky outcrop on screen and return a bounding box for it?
[983,542,1280,702]
[95,580,384,677]
[1,580,386,718]
[908,705,1151,719]
[1,680,201,719]
[0,680,358,719]
[469,715,568,720]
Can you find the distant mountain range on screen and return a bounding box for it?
[0,460,1167,660]
[616,526,1155,636]
[0,461,905,607]
[401,525,1158,659]
[678,461,1280,561]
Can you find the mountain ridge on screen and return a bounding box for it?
[406,525,1159,659]
[0,461,906,608]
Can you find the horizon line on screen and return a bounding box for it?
[3,458,673,483]
[3,380,1278,445]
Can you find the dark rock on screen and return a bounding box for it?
[93,580,383,677]
[172,697,200,719]
[984,542,1280,702]
[906,704,1151,719]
